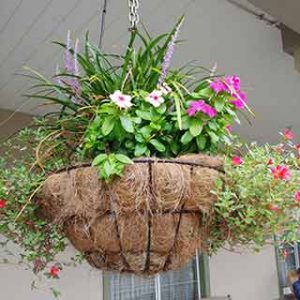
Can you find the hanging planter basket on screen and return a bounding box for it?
[38,154,223,275]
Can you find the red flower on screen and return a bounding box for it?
[283,248,289,259]
[295,144,300,154]
[268,203,280,213]
[283,128,295,140]
[271,165,291,181]
[267,158,274,166]
[232,156,243,165]
[0,199,6,208]
[49,266,60,278]
[295,191,300,204]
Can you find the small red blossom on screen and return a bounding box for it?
[283,248,289,259]
[295,191,300,204]
[267,158,274,166]
[283,128,295,140]
[295,144,300,154]
[49,266,60,278]
[0,199,6,208]
[271,165,291,181]
[232,156,243,165]
[226,125,233,133]
[268,203,280,213]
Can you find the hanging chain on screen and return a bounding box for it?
[128,0,140,31]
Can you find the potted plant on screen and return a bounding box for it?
[0,18,299,296]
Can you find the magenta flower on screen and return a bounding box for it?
[295,191,300,204]
[271,165,291,181]
[210,80,227,94]
[232,156,243,165]
[283,128,295,140]
[231,91,247,109]
[226,125,233,133]
[225,75,241,92]
[187,100,217,118]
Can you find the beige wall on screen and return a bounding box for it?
[0,242,102,300]
[210,247,280,300]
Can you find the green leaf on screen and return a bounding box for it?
[149,139,166,152]
[214,99,224,112]
[92,154,108,166]
[155,103,167,114]
[120,115,134,133]
[196,135,207,150]
[208,131,219,143]
[134,144,147,156]
[136,110,152,121]
[181,131,194,145]
[189,119,203,137]
[102,117,115,136]
[115,154,133,164]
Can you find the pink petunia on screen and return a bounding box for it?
[187,100,217,118]
[232,156,243,165]
[271,165,291,181]
[295,191,300,204]
[283,128,295,140]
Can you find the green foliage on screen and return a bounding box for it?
[209,139,300,253]
[24,22,248,180]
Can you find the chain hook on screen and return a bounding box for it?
[128,0,140,31]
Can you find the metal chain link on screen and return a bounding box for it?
[128,0,140,30]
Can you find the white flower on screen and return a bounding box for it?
[146,90,164,107]
[109,90,132,109]
[159,83,172,95]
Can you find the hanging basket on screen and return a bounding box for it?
[38,154,223,275]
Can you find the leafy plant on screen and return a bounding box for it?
[209,132,300,253]
[24,18,251,181]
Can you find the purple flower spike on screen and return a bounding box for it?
[158,18,184,86]
[64,30,74,73]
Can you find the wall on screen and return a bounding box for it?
[210,247,280,300]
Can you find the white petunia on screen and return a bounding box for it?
[146,90,164,107]
[109,90,133,109]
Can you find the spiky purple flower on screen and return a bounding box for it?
[64,30,74,73]
[158,18,184,86]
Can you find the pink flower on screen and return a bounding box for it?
[226,125,233,133]
[271,165,291,181]
[283,128,295,140]
[210,79,227,94]
[187,100,217,118]
[268,203,280,213]
[109,90,132,109]
[49,265,60,278]
[295,191,300,204]
[146,90,164,107]
[231,91,247,110]
[267,158,274,166]
[232,156,243,165]
[225,75,241,92]
[0,199,6,208]
[274,144,285,154]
